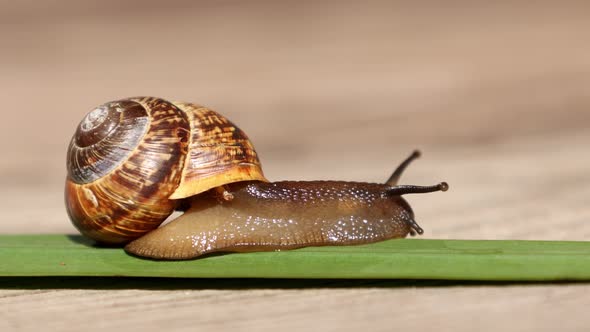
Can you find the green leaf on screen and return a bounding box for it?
[1,235,589,280]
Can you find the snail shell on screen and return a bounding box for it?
[65,97,266,244]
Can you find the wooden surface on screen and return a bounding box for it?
[1,1,590,331]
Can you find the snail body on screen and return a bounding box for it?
[65,97,448,260]
[125,180,447,260]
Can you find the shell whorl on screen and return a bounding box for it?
[67,99,150,183]
[170,102,267,199]
[66,97,190,244]
[65,97,267,244]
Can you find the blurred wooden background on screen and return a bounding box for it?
[1,1,590,331]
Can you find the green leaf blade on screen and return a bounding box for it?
[1,235,590,280]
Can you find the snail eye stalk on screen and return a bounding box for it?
[385,150,421,186]
[386,182,449,196]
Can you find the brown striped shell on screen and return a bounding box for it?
[65,97,267,244]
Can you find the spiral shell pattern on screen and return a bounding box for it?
[65,97,266,244]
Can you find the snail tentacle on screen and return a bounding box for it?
[385,149,421,186]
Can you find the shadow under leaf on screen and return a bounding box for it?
[0,277,586,290]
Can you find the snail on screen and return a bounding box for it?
[65,97,448,260]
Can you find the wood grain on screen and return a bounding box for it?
[1,1,590,331]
